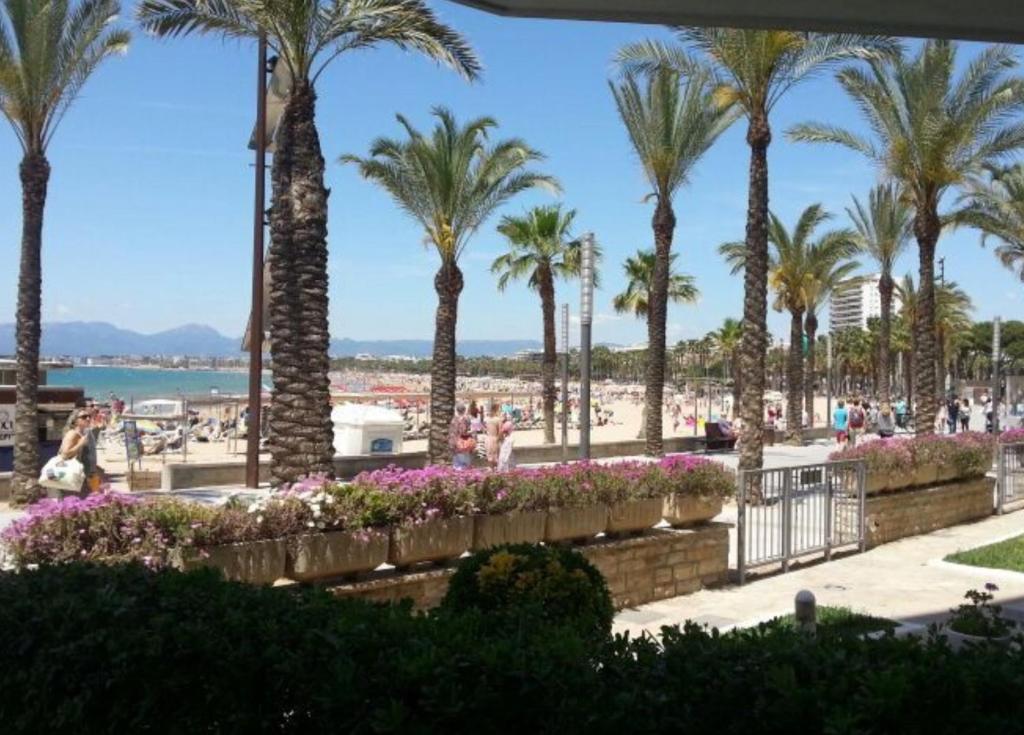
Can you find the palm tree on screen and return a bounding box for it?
[789,40,1024,433]
[934,282,974,398]
[611,249,700,320]
[709,318,743,418]
[0,0,128,503]
[610,67,735,456]
[721,204,857,443]
[491,205,596,444]
[955,164,1024,281]
[847,184,913,403]
[138,0,479,484]
[801,253,856,427]
[343,109,558,464]
[619,30,897,467]
[895,274,920,406]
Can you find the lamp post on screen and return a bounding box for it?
[992,316,1002,434]
[579,233,595,460]
[561,302,569,461]
[826,332,833,428]
[245,35,269,489]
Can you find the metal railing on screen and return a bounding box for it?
[996,442,1024,514]
[736,459,866,584]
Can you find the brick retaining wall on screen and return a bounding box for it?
[865,476,994,548]
[329,523,730,610]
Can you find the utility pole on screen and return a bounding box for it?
[826,332,833,428]
[561,303,569,461]
[245,35,270,489]
[579,234,595,460]
[992,316,1002,435]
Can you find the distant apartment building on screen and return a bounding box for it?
[829,274,900,333]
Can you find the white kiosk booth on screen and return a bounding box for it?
[332,403,404,456]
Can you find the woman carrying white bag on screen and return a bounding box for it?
[38,411,90,498]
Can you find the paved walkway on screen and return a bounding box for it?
[614,509,1024,637]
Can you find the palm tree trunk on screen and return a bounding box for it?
[538,266,556,444]
[904,348,913,406]
[785,308,804,444]
[935,328,946,404]
[11,153,50,504]
[804,311,818,429]
[878,273,894,403]
[644,197,676,456]
[913,208,939,434]
[739,114,770,470]
[731,349,742,420]
[267,82,335,485]
[428,260,463,463]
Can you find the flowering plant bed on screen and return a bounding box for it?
[3,457,735,581]
[830,432,995,494]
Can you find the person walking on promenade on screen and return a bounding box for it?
[833,400,849,446]
[877,403,896,439]
[449,404,473,470]
[946,395,960,434]
[847,400,865,447]
[960,398,971,432]
[485,403,502,469]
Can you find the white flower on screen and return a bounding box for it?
[256,515,264,524]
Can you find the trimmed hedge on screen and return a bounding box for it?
[440,544,614,644]
[2,562,1024,734]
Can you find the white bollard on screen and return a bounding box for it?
[794,590,817,637]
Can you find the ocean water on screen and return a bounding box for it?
[46,366,268,401]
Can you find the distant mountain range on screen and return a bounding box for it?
[0,321,542,359]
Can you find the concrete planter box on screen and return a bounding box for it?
[606,498,663,534]
[944,628,1015,651]
[170,538,287,585]
[913,464,938,488]
[286,530,389,581]
[662,494,722,528]
[544,505,608,543]
[388,516,474,567]
[865,473,889,495]
[472,511,546,550]
[936,465,960,483]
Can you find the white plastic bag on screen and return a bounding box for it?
[39,456,85,492]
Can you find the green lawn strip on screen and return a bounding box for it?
[945,534,1024,573]
[760,606,897,636]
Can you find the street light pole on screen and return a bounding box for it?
[579,234,595,460]
[561,302,569,461]
[245,34,269,489]
[992,316,1002,434]
[826,332,833,428]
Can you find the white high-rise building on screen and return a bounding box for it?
[829,274,900,333]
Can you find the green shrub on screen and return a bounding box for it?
[439,544,614,644]
[3,563,1024,734]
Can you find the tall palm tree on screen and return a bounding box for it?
[619,30,897,468]
[491,205,597,444]
[721,204,857,443]
[955,164,1024,281]
[895,274,920,406]
[801,253,856,427]
[709,317,743,418]
[343,109,558,463]
[934,281,974,397]
[0,0,129,503]
[847,184,913,402]
[610,66,735,456]
[611,249,700,320]
[138,0,479,484]
[789,40,1024,433]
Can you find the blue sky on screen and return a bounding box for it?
[0,3,1021,348]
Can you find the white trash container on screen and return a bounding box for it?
[332,403,405,456]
